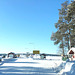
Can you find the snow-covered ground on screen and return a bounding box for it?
[1,56,75,75]
[0,57,63,75]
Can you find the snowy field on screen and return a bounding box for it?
[0,56,75,75]
[0,57,63,75]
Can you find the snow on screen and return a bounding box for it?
[58,60,75,75]
[0,56,63,75]
[46,56,62,60]
[67,47,75,55]
[1,56,75,75]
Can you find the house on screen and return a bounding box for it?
[8,52,15,58]
[40,54,46,59]
[67,47,75,60]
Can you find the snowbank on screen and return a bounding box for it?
[58,60,75,75]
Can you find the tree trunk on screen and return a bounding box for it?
[69,29,71,49]
[62,38,64,55]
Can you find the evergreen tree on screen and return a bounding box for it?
[51,1,69,55]
[51,1,75,55]
[65,1,75,47]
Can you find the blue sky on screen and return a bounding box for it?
[0,0,67,54]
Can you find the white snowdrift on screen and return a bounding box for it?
[58,61,75,75]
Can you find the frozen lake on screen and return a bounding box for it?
[0,58,62,75]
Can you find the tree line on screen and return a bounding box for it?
[51,1,75,55]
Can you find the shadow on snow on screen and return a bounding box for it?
[0,58,58,75]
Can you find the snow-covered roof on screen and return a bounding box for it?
[67,47,75,55]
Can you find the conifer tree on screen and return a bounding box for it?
[51,1,75,55]
[51,1,69,55]
[65,1,75,47]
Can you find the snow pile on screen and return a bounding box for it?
[58,61,75,75]
[19,55,26,58]
[33,54,40,59]
[69,63,75,75]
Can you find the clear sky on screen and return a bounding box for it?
[0,0,67,54]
